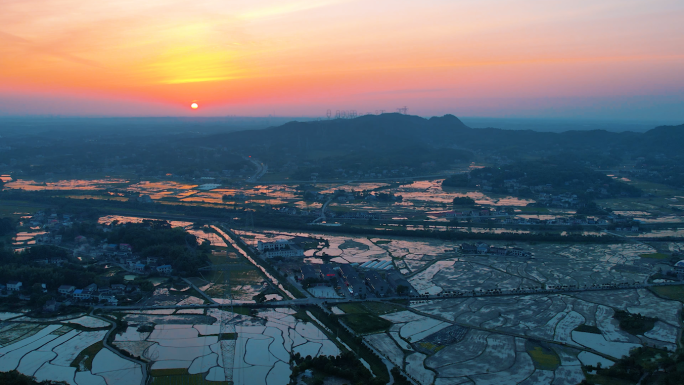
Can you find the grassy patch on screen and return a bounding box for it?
[525,342,560,371]
[361,301,405,315]
[373,240,392,245]
[336,303,367,314]
[150,372,231,385]
[0,204,44,218]
[417,341,444,353]
[575,324,602,334]
[305,306,389,382]
[639,253,670,260]
[218,333,237,341]
[151,368,189,376]
[341,314,392,334]
[70,341,104,371]
[649,285,684,302]
[220,306,252,316]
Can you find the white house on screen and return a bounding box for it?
[674,260,684,274]
[98,294,118,304]
[157,265,173,274]
[510,247,531,257]
[7,281,22,291]
[257,239,304,258]
[58,285,76,295]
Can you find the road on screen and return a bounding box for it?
[182,277,217,304]
[96,280,684,311]
[245,156,267,183]
[251,172,461,185]
[312,197,333,223]
[89,311,148,385]
[212,224,297,299]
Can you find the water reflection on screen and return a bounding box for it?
[6,178,128,190]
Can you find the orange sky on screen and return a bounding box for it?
[1,0,683,118]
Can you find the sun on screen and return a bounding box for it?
[191,102,198,109]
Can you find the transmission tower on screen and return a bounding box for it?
[397,106,408,114]
[326,109,332,119]
[219,265,237,383]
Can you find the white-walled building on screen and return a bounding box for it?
[257,239,304,258]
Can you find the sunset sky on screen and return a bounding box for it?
[1,0,683,118]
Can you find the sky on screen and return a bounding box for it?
[1,0,683,119]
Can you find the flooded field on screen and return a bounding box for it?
[115,308,338,385]
[0,307,339,385]
[232,229,646,289]
[5,178,128,191]
[0,316,143,385]
[360,286,681,385]
[11,230,46,248]
[408,243,657,294]
[98,215,192,228]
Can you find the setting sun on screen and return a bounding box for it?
[191,102,198,109]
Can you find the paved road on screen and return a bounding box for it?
[245,157,267,183]
[182,277,217,304]
[312,197,333,223]
[89,311,148,385]
[96,280,684,311]
[249,173,460,185]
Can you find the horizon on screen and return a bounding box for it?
[2,0,683,120]
[1,112,681,135]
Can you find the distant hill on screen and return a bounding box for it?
[199,113,469,152]
[192,113,683,157]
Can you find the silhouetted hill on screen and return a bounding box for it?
[205,113,469,152]
[190,113,683,168]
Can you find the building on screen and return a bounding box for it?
[338,264,357,281]
[319,265,336,279]
[674,260,684,274]
[510,247,531,257]
[257,239,304,258]
[300,265,319,281]
[7,281,22,291]
[134,263,146,273]
[198,183,221,191]
[83,283,98,293]
[72,289,91,300]
[365,271,389,297]
[58,285,76,295]
[103,244,118,252]
[476,243,489,254]
[157,265,173,274]
[339,265,365,296]
[489,247,508,256]
[460,243,477,254]
[43,299,59,312]
[111,284,126,293]
[387,271,417,296]
[98,294,118,304]
[98,287,111,295]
